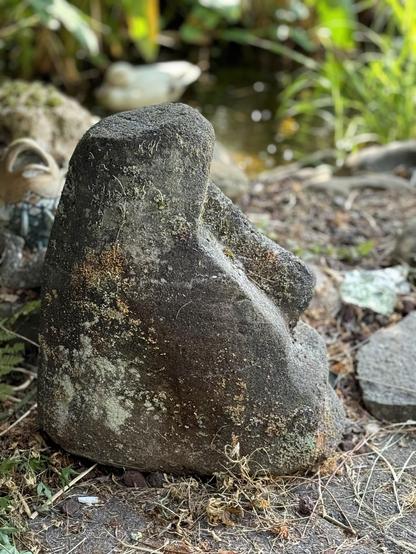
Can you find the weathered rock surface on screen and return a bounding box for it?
[357,312,416,421]
[0,80,98,165]
[38,103,344,475]
[346,140,416,173]
[210,142,249,202]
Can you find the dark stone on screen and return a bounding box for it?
[298,494,315,516]
[346,140,416,173]
[357,312,416,422]
[58,497,80,516]
[0,231,45,288]
[38,103,344,475]
[146,471,166,488]
[122,469,148,488]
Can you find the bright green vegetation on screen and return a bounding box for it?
[1,1,416,157]
[279,0,416,159]
[0,302,39,402]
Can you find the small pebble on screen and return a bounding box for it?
[146,471,166,488]
[123,470,148,488]
[59,497,80,516]
[298,495,315,516]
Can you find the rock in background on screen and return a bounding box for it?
[0,80,98,289]
[38,103,344,475]
[357,312,416,421]
[306,265,342,320]
[346,140,416,174]
[210,142,249,202]
[0,80,98,166]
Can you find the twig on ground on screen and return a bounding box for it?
[0,402,37,437]
[30,463,98,519]
[66,537,87,553]
[16,490,33,519]
[0,322,39,347]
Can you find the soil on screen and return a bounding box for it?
[2,167,416,554]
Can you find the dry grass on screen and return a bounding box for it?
[1,175,416,552]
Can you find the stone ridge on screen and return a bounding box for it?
[82,103,214,147]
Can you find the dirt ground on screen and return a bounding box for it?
[1,169,416,554]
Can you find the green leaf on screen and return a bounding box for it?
[198,0,241,22]
[220,28,318,68]
[356,240,375,257]
[0,529,32,554]
[311,0,357,50]
[59,465,77,487]
[28,0,98,55]
[0,459,19,475]
[0,497,11,511]
[36,482,52,500]
[122,0,159,62]
[180,23,209,45]
[0,384,14,401]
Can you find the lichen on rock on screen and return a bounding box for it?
[38,103,344,475]
[0,80,98,165]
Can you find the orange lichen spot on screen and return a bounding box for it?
[73,244,125,289]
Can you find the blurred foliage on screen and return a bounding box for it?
[0,1,342,84]
[1,1,416,154]
[279,0,416,157]
[0,300,39,403]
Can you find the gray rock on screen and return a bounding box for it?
[346,140,416,173]
[258,163,332,185]
[210,142,249,202]
[305,174,414,194]
[38,103,344,475]
[0,80,98,166]
[357,312,416,421]
[0,231,45,288]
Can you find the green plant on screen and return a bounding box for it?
[0,0,161,83]
[278,0,416,159]
[0,301,39,403]
[0,0,324,87]
[0,529,31,554]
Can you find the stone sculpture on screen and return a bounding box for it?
[38,103,344,475]
[0,80,98,288]
[0,80,98,165]
[0,138,64,288]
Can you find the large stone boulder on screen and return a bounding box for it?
[38,104,344,475]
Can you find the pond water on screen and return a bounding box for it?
[183,65,331,175]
